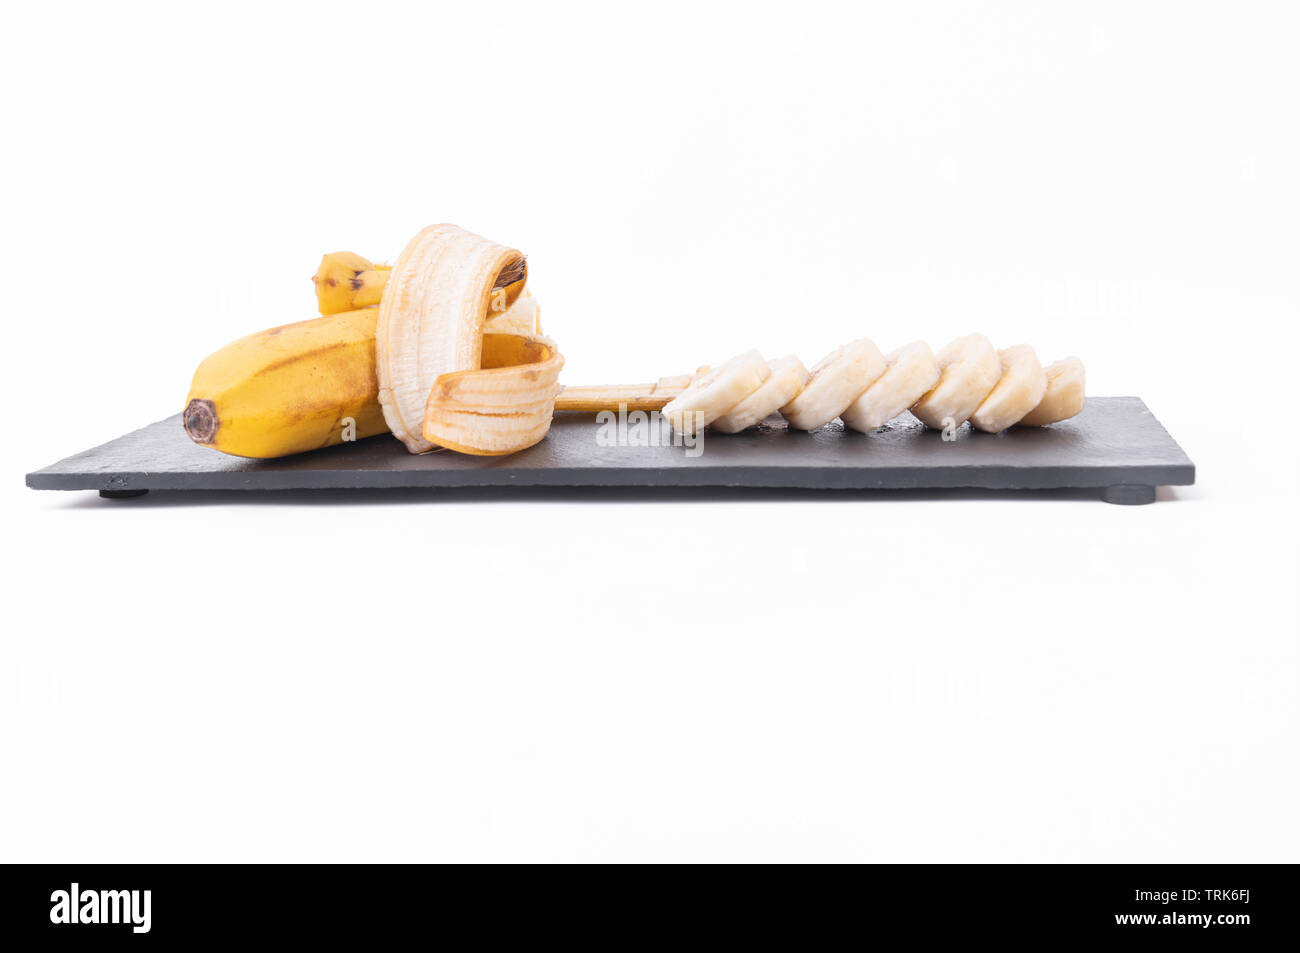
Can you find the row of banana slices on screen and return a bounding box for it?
[661,335,1085,436]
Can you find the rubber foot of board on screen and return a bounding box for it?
[1102,484,1156,505]
[100,489,149,499]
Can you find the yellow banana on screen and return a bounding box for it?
[313,250,528,318]
[184,257,542,458]
[183,309,387,458]
[313,252,393,315]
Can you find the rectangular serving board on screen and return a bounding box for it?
[26,397,1194,504]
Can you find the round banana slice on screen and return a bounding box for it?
[663,349,770,436]
[970,344,1048,433]
[910,333,1001,430]
[710,355,810,433]
[780,338,886,431]
[1017,357,1086,426]
[840,341,940,432]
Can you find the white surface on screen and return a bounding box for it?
[2,1,1297,862]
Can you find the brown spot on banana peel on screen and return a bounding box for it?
[183,398,218,444]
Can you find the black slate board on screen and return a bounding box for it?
[26,397,1194,504]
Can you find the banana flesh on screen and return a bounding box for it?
[376,225,527,453]
[1018,357,1086,426]
[485,287,541,335]
[840,341,940,433]
[780,338,886,431]
[711,355,809,433]
[970,345,1048,434]
[910,333,1002,430]
[662,350,770,436]
[657,337,1083,437]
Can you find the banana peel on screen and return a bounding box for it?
[423,332,565,456]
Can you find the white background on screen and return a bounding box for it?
[3,1,1297,862]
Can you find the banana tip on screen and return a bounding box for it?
[183,398,218,444]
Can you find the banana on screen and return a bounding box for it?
[711,355,809,433]
[780,338,886,430]
[1018,357,1086,426]
[180,296,542,461]
[423,332,564,455]
[662,350,770,436]
[910,333,1001,430]
[314,250,527,318]
[313,252,393,315]
[840,341,941,433]
[183,308,387,458]
[376,225,528,453]
[970,345,1048,433]
[198,225,1087,459]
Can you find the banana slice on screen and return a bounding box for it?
[1017,357,1086,426]
[662,350,769,436]
[970,344,1048,433]
[376,224,526,453]
[840,341,940,432]
[423,332,563,456]
[910,333,1001,430]
[780,338,886,431]
[711,355,810,433]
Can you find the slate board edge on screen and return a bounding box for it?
[25,395,1197,497]
[27,464,1196,493]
